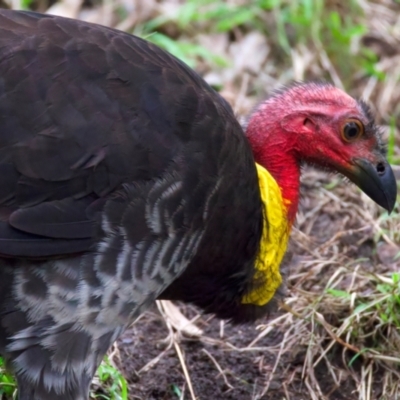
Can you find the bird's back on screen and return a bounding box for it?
[0,10,260,252]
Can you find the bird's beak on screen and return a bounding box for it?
[345,158,397,213]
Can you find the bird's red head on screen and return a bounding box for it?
[246,82,397,222]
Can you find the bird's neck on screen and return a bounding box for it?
[246,119,300,224]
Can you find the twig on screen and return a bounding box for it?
[201,349,234,390]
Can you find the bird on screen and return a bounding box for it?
[0,9,396,400]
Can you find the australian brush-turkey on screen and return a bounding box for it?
[0,9,396,400]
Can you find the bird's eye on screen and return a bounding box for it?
[341,119,364,142]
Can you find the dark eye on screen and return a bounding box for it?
[341,119,364,142]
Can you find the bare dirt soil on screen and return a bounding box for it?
[116,313,357,400]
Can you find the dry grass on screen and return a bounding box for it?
[1,0,400,399]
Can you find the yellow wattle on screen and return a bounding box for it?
[241,163,291,306]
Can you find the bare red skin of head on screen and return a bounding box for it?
[245,83,381,223]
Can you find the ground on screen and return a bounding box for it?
[95,169,399,400]
[114,310,356,400]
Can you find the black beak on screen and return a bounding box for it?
[346,158,397,213]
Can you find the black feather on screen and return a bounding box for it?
[0,10,267,400]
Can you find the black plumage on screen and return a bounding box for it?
[0,10,267,400]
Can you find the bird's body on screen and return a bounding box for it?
[0,11,274,399]
[0,10,396,400]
